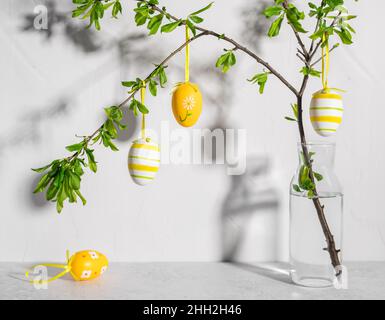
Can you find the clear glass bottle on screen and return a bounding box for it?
[290,142,343,288]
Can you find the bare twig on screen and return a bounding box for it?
[311,43,339,67]
[296,53,307,65]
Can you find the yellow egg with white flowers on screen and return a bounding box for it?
[172,82,202,127]
[25,250,108,283]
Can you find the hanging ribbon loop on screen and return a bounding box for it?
[321,32,330,91]
[140,80,146,140]
[318,33,345,95]
[185,24,190,83]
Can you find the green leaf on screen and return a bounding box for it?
[32,161,57,173]
[103,2,114,11]
[291,103,298,120]
[85,148,97,173]
[122,81,137,87]
[74,159,84,176]
[108,140,119,151]
[189,15,204,24]
[69,172,81,190]
[33,173,50,194]
[248,72,269,94]
[268,14,284,37]
[158,66,168,87]
[293,184,301,192]
[215,50,236,73]
[64,173,77,203]
[46,181,59,201]
[112,1,122,18]
[300,66,321,77]
[129,99,139,116]
[186,19,196,36]
[137,101,149,114]
[105,106,123,122]
[75,189,87,206]
[149,79,158,96]
[66,142,84,152]
[161,20,181,33]
[335,28,353,44]
[53,167,65,188]
[286,10,307,33]
[147,14,163,35]
[135,11,148,26]
[314,172,323,181]
[285,116,297,122]
[104,119,118,139]
[56,184,67,214]
[263,6,283,18]
[56,199,63,214]
[189,2,213,16]
[299,165,311,189]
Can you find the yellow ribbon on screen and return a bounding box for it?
[185,24,190,83]
[140,80,146,140]
[25,250,72,284]
[318,33,345,95]
[321,33,329,90]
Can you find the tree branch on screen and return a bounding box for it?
[144,1,299,96]
[67,31,209,162]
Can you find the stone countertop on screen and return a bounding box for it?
[0,262,383,300]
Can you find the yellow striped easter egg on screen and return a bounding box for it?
[310,90,344,137]
[128,138,160,186]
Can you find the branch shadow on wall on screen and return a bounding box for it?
[220,156,281,261]
[4,0,289,276]
[219,156,291,283]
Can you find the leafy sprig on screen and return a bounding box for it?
[72,0,123,30]
[33,105,126,213]
[292,152,324,198]
[285,103,299,122]
[215,50,236,73]
[248,72,270,94]
[132,0,213,36]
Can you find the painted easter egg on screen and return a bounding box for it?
[310,89,344,137]
[128,138,160,186]
[172,82,202,127]
[69,250,108,281]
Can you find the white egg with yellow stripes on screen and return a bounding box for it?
[128,138,160,186]
[310,89,344,137]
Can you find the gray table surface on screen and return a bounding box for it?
[0,262,384,300]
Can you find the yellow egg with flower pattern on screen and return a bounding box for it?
[69,250,108,281]
[172,82,202,127]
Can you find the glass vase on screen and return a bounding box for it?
[289,142,343,288]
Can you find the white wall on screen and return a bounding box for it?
[1,0,384,262]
